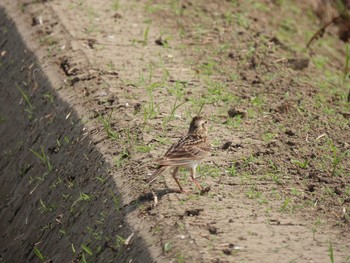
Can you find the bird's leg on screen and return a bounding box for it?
[172,167,186,193]
[190,167,203,191]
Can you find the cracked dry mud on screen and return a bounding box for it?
[0,0,349,263]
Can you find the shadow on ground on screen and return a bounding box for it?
[0,6,154,262]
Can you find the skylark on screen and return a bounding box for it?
[149,116,211,193]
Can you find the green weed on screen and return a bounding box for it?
[291,159,309,169]
[163,98,186,124]
[327,140,350,176]
[115,235,125,248]
[266,172,283,185]
[16,83,34,119]
[143,84,162,122]
[262,132,275,142]
[71,192,91,210]
[110,190,122,211]
[163,242,172,252]
[38,199,56,213]
[280,197,291,212]
[198,164,221,178]
[71,243,76,254]
[328,240,334,263]
[115,148,130,168]
[98,111,119,140]
[33,247,45,261]
[226,115,242,128]
[0,115,5,124]
[226,164,237,177]
[135,144,153,153]
[29,147,52,172]
[81,244,93,256]
[143,25,150,46]
[112,0,120,10]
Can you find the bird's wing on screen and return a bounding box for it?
[156,139,210,166]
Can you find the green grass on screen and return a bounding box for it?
[98,111,119,140]
[16,83,34,119]
[112,0,120,10]
[163,98,187,124]
[33,247,45,261]
[198,164,221,179]
[327,140,350,176]
[163,242,172,252]
[71,192,91,211]
[114,235,125,249]
[226,164,237,177]
[0,115,5,124]
[291,159,309,169]
[328,240,334,263]
[38,199,56,213]
[29,147,52,172]
[114,149,130,168]
[143,83,162,122]
[81,244,93,256]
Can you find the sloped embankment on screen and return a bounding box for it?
[0,6,156,262]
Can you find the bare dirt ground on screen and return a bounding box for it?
[0,0,349,262]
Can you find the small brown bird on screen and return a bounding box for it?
[149,116,211,193]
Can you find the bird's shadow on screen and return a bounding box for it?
[122,188,179,214]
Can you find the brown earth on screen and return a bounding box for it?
[0,0,349,263]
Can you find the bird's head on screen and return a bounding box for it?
[188,116,209,136]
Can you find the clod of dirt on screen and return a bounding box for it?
[87,39,97,49]
[286,140,295,146]
[112,12,123,19]
[334,187,342,195]
[240,72,248,81]
[208,225,218,235]
[250,55,260,69]
[48,145,60,154]
[200,186,211,195]
[222,248,232,255]
[344,142,350,150]
[59,56,78,76]
[228,107,246,118]
[69,76,80,86]
[107,96,116,105]
[228,52,236,59]
[285,129,296,136]
[155,37,167,46]
[134,102,142,114]
[185,208,203,217]
[222,141,243,151]
[97,95,118,106]
[269,36,288,49]
[287,58,309,70]
[251,75,261,85]
[307,184,316,192]
[275,100,294,114]
[222,141,232,150]
[31,16,43,26]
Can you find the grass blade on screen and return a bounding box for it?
[33,247,44,261]
[81,244,93,256]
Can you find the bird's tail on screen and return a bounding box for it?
[147,166,168,185]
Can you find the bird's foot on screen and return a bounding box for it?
[199,186,211,195]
